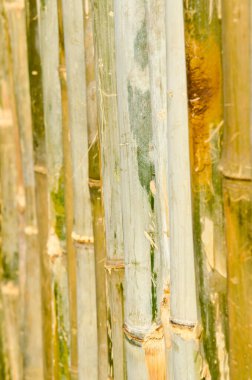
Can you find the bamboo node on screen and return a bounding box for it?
[104,260,125,274]
[169,319,203,342]
[88,178,101,189]
[71,231,94,245]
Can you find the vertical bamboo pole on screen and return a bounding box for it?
[92,0,125,378]
[38,0,71,377]
[25,0,52,377]
[60,0,98,378]
[165,1,201,378]
[184,1,229,378]
[220,1,252,378]
[3,0,44,378]
[57,2,78,378]
[84,2,109,379]
[114,1,165,378]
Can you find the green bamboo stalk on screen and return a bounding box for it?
[60,0,98,378]
[37,0,71,377]
[220,1,252,378]
[2,0,44,377]
[92,0,125,378]
[165,1,202,378]
[83,2,109,379]
[184,1,229,378]
[114,1,165,378]
[57,2,78,378]
[25,0,52,377]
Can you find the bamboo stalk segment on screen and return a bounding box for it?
[221,1,252,378]
[184,1,229,378]
[92,0,125,378]
[60,0,98,378]
[38,0,71,377]
[165,0,201,378]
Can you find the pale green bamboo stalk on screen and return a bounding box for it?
[57,2,78,378]
[220,1,252,378]
[184,1,229,378]
[3,2,44,378]
[60,0,98,378]
[114,1,165,378]
[92,0,125,378]
[84,2,109,379]
[165,1,201,378]
[37,0,71,377]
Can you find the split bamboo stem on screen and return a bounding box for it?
[184,1,229,378]
[92,0,125,378]
[60,0,98,378]
[3,1,45,378]
[25,0,53,377]
[38,0,71,377]
[220,1,252,378]
[114,0,165,378]
[165,1,201,378]
[84,2,109,379]
[57,2,78,378]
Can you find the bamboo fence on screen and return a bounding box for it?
[0,0,251,379]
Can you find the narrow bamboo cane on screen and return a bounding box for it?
[60,0,98,378]
[114,1,165,378]
[220,1,252,378]
[184,1,229,378]
[3,1,45,378]
[165,1,201,378]
[92,0,125,378]
[84,2,109,379]
[57,2,78,378]
[38,0,71,377]
[25,0,52,377]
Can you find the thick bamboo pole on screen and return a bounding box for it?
[92,0,125,378]
[220,1,252,378]
[2,0,44,378]
[60,0,98,378]
[114,1,165,378]
[184,1,229,378]
[38,0,71,377]
[165,1,201,378]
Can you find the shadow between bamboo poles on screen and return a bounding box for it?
[57,2,78,378]
[220,1,252,378]
[60,0,98,378]
[92,0,126,378]
[84,2,110,379]
[38,0,72,377]
[165,1,202,378]
[184,1,229,378]
[114,0,165,378]
[3,0,45,377]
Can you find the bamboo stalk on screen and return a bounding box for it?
[37,0,71,377]
[3,1,45,378]
[60,0,98,378]
[92,0,125,378]
[114,1,165,378]
[220,1,252,378]
[25,0,51,377]
[184,1,229,378]
[83,2,110,379]
[165,1,201,378]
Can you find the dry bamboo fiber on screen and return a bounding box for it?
[184,1,229,378]
[60,0,98,378]
[165,0,201,378]
[3,0,44,378]
[221,1,252,378]
[84,2,108,379]
[114,0,164,378]
[38,0,71,377]
[92,0,125,378]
